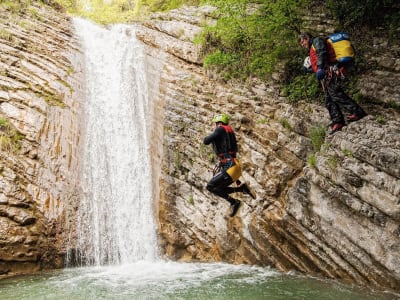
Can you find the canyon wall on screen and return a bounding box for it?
[135,6,400,292]
[0,2,82,276]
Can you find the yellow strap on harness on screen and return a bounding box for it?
[226,158,242,182]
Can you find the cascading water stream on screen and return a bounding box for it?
[72,18,158,265]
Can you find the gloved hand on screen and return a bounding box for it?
[316,68,325,80]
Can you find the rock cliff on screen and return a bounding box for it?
[0,2,82,276]
[135,6,400,292]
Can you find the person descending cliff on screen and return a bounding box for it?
[203,113,256,217]
[298,32,366,134]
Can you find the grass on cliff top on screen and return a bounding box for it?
[53,0,202,24]
[52,0,135,23]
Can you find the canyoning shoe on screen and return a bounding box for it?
[242,183,256,199]
[229,200,241,217]
[347,113,366,123]
[329,123,344,135]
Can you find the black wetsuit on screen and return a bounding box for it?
[203,124,239,205]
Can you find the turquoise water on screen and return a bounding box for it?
[0,261,397,300]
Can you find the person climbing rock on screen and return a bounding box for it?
[298,32,366,134]
[203,113,256,217]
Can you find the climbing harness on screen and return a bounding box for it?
[212,163,221,176]
[326,65,346,81]
[211,157,242,182]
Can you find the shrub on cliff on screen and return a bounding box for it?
[199,0,306,80]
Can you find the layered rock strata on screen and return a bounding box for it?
[135,6,400,292]
[0,2,82,277]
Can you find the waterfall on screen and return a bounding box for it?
[72,18,158,265]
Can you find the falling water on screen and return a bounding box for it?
[72,18,158,265]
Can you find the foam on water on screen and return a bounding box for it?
[57,261,277,290]
[1,262,396,300]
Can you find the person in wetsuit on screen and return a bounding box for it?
[203,113,256,217]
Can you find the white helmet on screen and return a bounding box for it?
[303,56,311,70]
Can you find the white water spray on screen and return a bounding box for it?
[73,18,158,265]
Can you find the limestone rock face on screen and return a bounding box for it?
[135,6,400,292]
[0,2,82,277]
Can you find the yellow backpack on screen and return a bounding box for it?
[327,32,355,65]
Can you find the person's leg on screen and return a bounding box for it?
[206,171,241,217]
[206,171,235,204]
[324,92,345,133]
[328,80,366,119]
[325,83,345,125]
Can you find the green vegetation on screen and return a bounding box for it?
[53,0,202,23]
[326,0,400,38]
[0,29,13,42]
[375,115,386,124]
[342,148,353,157]
[327,155,338,169]
[283,74,321,103]
[199,0,306,80]
[136,0,200,13]
[52,0,81,12]
[385,100,399,110]
[310,125,326,152]
[174,150,182,170]
[256,117,268,124]
[308,154,316,168]
[279,118,292,131]
[45,93,66,107]
[0,0,31,13]
[53,0,137,24]
[0,118,25,153]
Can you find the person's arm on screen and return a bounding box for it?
[313,37,328,69]
[204,126,224,145]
